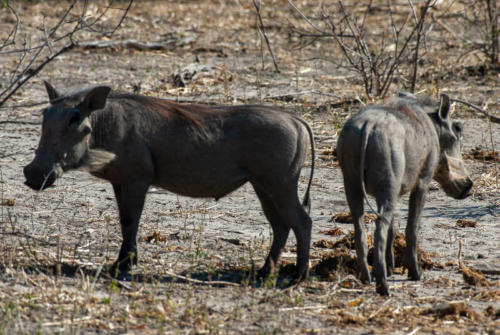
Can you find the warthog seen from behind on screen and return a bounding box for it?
[337,92,473,295]
[24,82,315,281]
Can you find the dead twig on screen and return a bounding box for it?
[432,13,460,40]
[0,120,40,125]
[106,0,134,37]
[0,43,76,107]
[252,0,280,73]
[458,239,491,286]
[409,0,433,93]
[452,98,500,124]
[1,1,20,49]
[164,270,240,287]
[286,0,331,36]
[76,39,178,51]
[288,0,433,99]
[279,305,327,312]
[0,0,134,108]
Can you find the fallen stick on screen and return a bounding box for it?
[77,38,184,51]
[279,305,327,312]
[406,327,421,335]
[0,120,40,125]
[164,270,240,287]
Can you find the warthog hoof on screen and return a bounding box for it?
[256,264,273,280]
[294,267,309,283]
[256,263,308,287]
[408,271,421,281]
[376,282,390,296]
[112,251,138,275]
[359,270,371,284]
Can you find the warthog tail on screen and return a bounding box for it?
[360,121,379,216]
[296,117,315,214]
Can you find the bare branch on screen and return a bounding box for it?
[286,0,330,36]
[0,43,76,107]
[455,0,499,67]
[0,0,134,108]
[410,0,433,93]
[452,98,500,124]
[289,0,435,98]
[107,0,134,36]
[48,0,78,39]
[360,0,374,32]
[407,0,418,24]
[252,0,280,73]
[1,1,20,49]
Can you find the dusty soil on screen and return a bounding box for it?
[0,1,499,334]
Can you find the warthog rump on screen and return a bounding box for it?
[337,92,473,295]
[24,82,315,282]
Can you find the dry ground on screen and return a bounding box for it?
[0,1,499,334]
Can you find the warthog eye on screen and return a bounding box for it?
[68,111,82,126]
[452,122,463,136]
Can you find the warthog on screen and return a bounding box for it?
[337,92,473,295]
[24,82,315,281]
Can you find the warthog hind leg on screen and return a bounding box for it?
[253,181,312,282]
[253,185,291,279]
[373,206,396,296]
[386,216,397,276]
[345,185,371,284]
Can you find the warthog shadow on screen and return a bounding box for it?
[5,261,301,288]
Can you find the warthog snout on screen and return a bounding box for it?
[23,158,61,191]
[435,154,473,199]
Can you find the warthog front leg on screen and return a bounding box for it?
[112,182,149,273]
[405,182,427,280]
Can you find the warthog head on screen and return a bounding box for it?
[398,92,473,199]
[432,95,473,199]
[24,82,115,190]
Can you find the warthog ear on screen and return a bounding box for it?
[44,81,60,105]
[82,86,112,115]
[397,91,416,99]
[438,94,451,120]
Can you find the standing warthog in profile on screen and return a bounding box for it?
[24,82,315,281]
[337,92,473,295]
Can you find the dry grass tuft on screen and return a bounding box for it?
[330,212,377,224]
[1,198,16,206]
[313,231,444,269]
[463,147,500,162]
[460,265,491,287]
[319,227,344,237]
[456,218,478,228]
